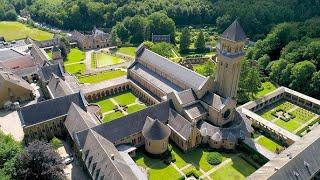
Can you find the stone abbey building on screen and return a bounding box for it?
[15,20,320,180]
[71,27,110,50]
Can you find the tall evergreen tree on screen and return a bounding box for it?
[195,30,206,52]
[179,28,191,52]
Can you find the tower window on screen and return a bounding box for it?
[226,64,228,68]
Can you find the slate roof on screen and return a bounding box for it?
[64,103,98,140]
[201,92,227,110]
[39,63,64,82]
[19,92,87,127]
[198,110,252,142]
[248,125,320,180]
[137,48,206,90]
[176,89,197,106]
[183,102,207,120]
[0,49,22,61]
[47,74,73,98]
[79,129,142,180]
[168,109,192,140]
[221,19,247,42]
[0,70,33,91]
[129,62,182,94]
[142,117,171,140]
[77,101,170,144]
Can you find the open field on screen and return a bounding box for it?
[77,70,126,84]
[256,99,319,134]
[0,21,53,41]
[91,91,146,123]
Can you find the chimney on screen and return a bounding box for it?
[111,154,115,160]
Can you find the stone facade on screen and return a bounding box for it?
[71,28,109,50]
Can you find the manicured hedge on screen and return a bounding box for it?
[207,152,222,165]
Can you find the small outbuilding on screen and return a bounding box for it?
[142,116,171,155]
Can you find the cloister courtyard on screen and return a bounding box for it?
[91,91,146,123]
[256,99,320,136]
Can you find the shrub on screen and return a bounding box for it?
[184,167,202,178]
[50,137,63,150]
[207,152,222,165]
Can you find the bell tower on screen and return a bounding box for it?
[215,19,246,99]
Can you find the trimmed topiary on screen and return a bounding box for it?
[207,152,222,165]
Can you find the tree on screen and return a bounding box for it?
[0,6,5,20]
[202,60,216,77]
[148,12,175,42]
[50,137,63,150]
[151,42,174,58]
[257,54,271,70]
[207,152,222,165]
[179,28,191,52]
[14,140,65,180]
[269,59,287,83]
[280,63,294,86]
[5,9,17,21]
[0,131,22,179]
[311,71,320,97]
[59,36,70,59]
[216,14,232,32]
[195,30,206,52]
[290,60,316,93]
[109,29,121,46]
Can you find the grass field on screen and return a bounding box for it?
[93,52,124,68]
[0,21,53,41]
[134,145,257,180]
[256,135,283,153]
[209,156,257,180]
[92,91,146,123]
[103,111,124,123]
[65,63,86,75]
[117,47,136,57]
[254,81,277,98]
[77,70,126,84]
[65,48,85,64]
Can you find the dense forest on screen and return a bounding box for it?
[246,17,320,98]
[1,0,320,40]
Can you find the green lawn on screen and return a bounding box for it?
[47,51,52,60]
[172,146,232,172]
[134,151,183,180]
[113,91,137,105]
[254,81,277,98]
[77,70,126,84]
[257,100,295,121]
[65,63,86,75]
[256,135,283,153]
[209,156,257,180]
[94,52,124,67]
[127,104,146,114]
[103,111,123,123]
[92,99,115,113]
[65,48,85,64]
[256,99,318,133]
[117,47,136,57]
[0,21,53,41]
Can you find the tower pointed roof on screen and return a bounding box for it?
[221,19,247,42]
[142,117,170,140]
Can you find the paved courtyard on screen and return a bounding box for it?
[57,141,90,180]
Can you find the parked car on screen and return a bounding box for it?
[63,157,74,165]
